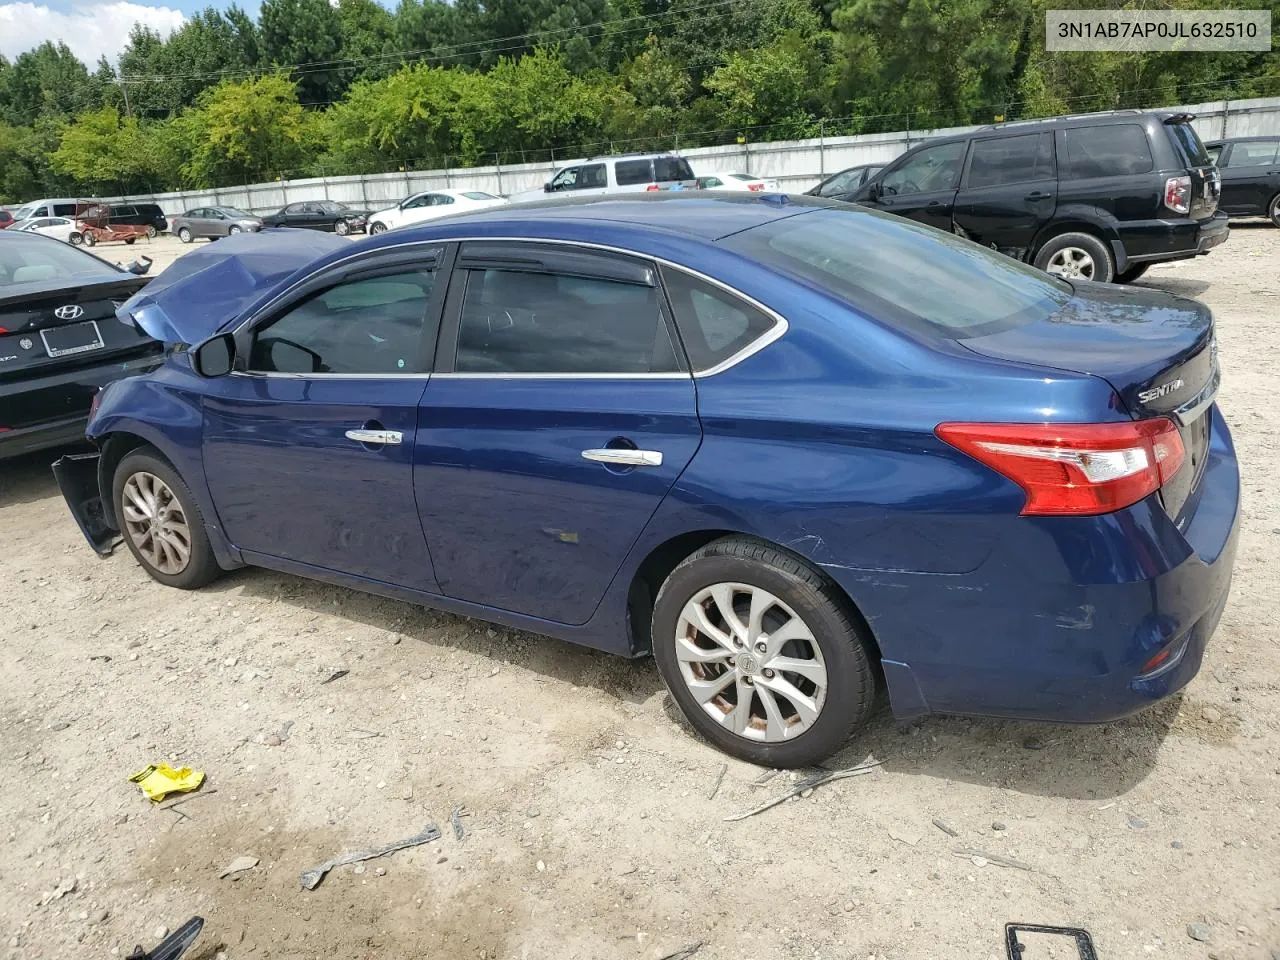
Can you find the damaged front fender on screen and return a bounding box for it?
[52,452,118,556]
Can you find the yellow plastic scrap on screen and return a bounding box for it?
[129,763,205,802]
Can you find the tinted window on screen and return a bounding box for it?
[1225,140,1279,167]
[456,268,680,374]
[52,203,79,217]
[462,192,497,200]
[721,207,1072,339]
[615,159,653,186]
[550,167,580,190]
[579,164,607,189]
[965,133,1052,188]
[284,203,305,214]
[404,194,431,209]
[1168,121,1210,166]
[881,141,967,196]
[698,176,723,188]
[1062,124,1153,178]
[249,270,435,374]
[1206,144,1223,164]
[435,195,455,205]
[662,268,776,371]
[654,156,694,182]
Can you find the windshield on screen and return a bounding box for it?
[10,204,35,221]
[730,174,758,182]
[0,235,121,288]
[721,207,1072,339]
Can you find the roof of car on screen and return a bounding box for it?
[1204,136,1280,145]
[377,193,825,244]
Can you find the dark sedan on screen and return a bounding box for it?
[1205,137,1280,226]
[261,200,369,235]
[0,231,160,458]
[171,206,263,243]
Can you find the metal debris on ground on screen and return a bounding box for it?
[657,942,704,960]
[218,856,259,879]
[348,728,380,739]
[126,916,204,960]
[749,769,780,789]
[38,877,77,906]
[724,758,882,822]
[932,818,959,837]
[707,763,728,800]
[953,847,1033,872]
[321,669,349,685]
[300,823,441,890]
[450,806,467,841]
[129,763,205,802]
[887,826,922,846]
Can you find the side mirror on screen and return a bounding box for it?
[192,333,235,378]
[866,181,881,201]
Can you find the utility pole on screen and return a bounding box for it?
[119,76,133,118]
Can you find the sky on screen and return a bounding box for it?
[2,0,204,66]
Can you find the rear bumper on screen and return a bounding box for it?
[827,406,1240,723]
[1119,212,1230,265]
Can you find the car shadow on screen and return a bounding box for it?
[217,563,1172,798]
[217,566,665,707]
[0,444,89,509]
[1222,219,1275,229]
[1133,275,1211,298]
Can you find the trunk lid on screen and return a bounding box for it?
[0,275,154,382]
[962,280,1218,521]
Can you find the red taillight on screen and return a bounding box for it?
[747,182,765,191]
[1164,175,1191,214]
[645,184,661,192]
[936,419,1185,516]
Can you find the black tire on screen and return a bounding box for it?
[125,237,136,245]
[83,232,97,247]
[1116,263,1150,283]
[651,536,877,767]
[68,232,83,246]
[1033,231,1115,283]
[370,222,387,235]
[178,227,192,243]
[112,448,221,590]
[334,219,351,236]
[1269,193,1280,229]
[228,224,242,235]
[146,225,157,239]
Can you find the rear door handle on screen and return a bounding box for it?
[582,448,663,467]
[1025,191,1051,200]
[346,428,402,445]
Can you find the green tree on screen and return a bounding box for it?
[259,0,346,104]
[0,42,102,126]
[337,0,397,82]
[49,105,163,193]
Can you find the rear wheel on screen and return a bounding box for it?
[125,237,136,245]
[1115,263,1150,284]
[83,232,97,246]
[651,537,877,767]
[178,227,192,243]
[146,225,157,239]
[113,448,220,590]
[68,232,83,246]
[1269,192,1280,228]
[1034,232,1114,283]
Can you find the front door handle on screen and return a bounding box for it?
[582,448,663,467]
[346,428,402,445]
[1025,191,1051,200]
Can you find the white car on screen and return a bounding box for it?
[368,190,506,234]
[12,216,84,245]
[696,172,781,192]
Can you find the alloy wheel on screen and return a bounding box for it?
[674,582,828,742]
[121,471,193,576]
[1045,246,1096,280]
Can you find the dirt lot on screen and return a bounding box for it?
[2,224,1278,960]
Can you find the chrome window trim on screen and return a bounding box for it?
[231,236,789,380]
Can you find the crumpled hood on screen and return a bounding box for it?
[115,230,350,344]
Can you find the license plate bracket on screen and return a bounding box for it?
[40,320,104,358]
[1006,923,1098,960]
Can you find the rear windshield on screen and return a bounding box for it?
[0,236,121,288]
[653,156,694,182]
[1168,121,1211,166]
[720,207,1072,339]
[462,191,498,200]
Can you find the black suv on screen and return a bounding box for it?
[1204,137,1280,226]
[846,111,1228,283]
[95,202,169,237]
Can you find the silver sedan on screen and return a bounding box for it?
[171,206,263,243]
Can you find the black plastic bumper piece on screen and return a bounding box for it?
[52,452,118,556]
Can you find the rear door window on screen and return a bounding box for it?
[579,164,607,189]
[455,267,681,375]
[1062,124,1153,178]
[52,203,79,217]
[654,156,694,182]
[1224,140,1279,167]
[964,133,1053,188]
[615,159,654,186]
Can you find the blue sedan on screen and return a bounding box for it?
[53,195,1239,767]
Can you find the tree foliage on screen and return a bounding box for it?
[1,0,1278,201]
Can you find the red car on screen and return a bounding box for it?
[0,209,15,229]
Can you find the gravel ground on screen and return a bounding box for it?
[1,223,1278,960]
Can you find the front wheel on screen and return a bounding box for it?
[369,222,388,235]
[68,232,83,246]
[83,232,97,246]
[146,225,157,239]
[651,537,877,767]
[113,448,221,590]
[125,237,136,245]
[1269,193,1280,228]
[1034,232,1114,283]
[228,224,242,235]
[334,219,351,236]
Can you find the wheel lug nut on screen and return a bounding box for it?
[742,676,753,685]
[754,642,767,653]
[763,669,774,679]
